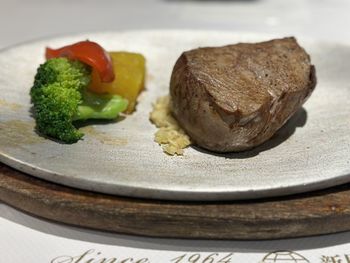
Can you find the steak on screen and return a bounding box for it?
[170,37,316,152]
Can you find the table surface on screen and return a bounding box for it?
[2,0,350,262]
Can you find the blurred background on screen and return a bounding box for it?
[0,0,349,48]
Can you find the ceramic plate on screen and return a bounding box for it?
[1,30,349,201]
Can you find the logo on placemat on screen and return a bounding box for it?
[261,250,310,263]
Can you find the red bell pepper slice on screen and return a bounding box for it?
[46,40,115,82]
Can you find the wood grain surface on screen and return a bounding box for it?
[1,162,350,240]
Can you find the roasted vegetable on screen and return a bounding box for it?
[46,40,115,82]
[89,52,145,113]
[30,57,128,143]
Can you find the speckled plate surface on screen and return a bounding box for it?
[0,30,349,201]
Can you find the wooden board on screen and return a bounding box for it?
[1,162,350,240]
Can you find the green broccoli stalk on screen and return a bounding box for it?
[30,58,128,143]
[74,90,128,121]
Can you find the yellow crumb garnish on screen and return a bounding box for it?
[150,95,191,155]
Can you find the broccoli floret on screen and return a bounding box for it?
[30,58,128,143]
[31,82,83,143]
[32,57,91,90]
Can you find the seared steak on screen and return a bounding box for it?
[170,37,316,152]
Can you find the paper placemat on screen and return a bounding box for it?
[2,203,350,263]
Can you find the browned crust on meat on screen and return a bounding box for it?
[170,37,317,152]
